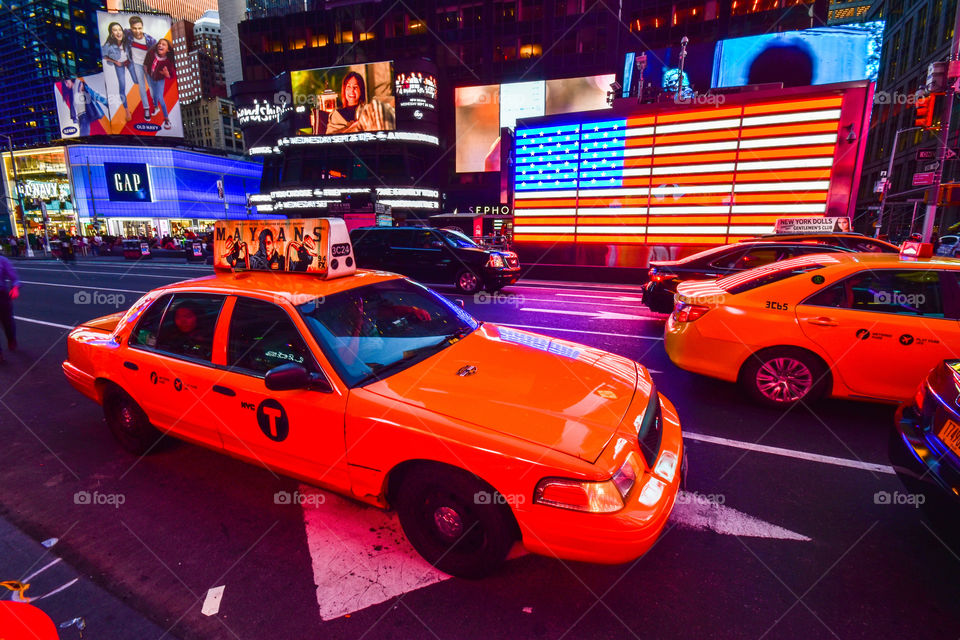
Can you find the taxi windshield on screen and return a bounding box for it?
[296,279,479,387]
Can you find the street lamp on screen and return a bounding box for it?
[0,133,34,257]
[875,126,926,239]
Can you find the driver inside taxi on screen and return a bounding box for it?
[168,303,212,358]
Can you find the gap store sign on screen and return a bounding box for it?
[105,163,151,202]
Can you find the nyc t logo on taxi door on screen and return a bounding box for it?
[257,399,289,441]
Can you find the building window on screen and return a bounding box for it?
[408,20,426,34]
[519,43,542,58]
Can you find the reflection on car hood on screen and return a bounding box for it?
[365,324,639,462]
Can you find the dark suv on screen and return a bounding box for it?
[350,226,521,293]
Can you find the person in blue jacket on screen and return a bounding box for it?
[0,254,19,362]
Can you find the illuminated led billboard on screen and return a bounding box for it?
[455,74,615,173]
[512,84,872,247]
[712,22,884,88]
[291,61,396,135]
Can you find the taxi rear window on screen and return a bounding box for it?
[717,254,840,294]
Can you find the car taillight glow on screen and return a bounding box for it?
[673,302,710,322]
[487,254,506,269]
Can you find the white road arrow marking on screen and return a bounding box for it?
[669,491,811,541]
[519,307,657,321]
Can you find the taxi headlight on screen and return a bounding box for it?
[653,450,678,483]
[637,477,666,507]
[534,455,638,513]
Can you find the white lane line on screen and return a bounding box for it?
[14,267,194,280]
[298,485,449,620]
[21,281,147,294]
[684,431,896,474]
[201,585,226,616]
[670,491,810,541]
[14,316,74,330]
[513,280,646,292]
[496,323,664,341]
[520,307,657,321]
[556,293,645,302]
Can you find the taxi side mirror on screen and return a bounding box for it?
[265,363,309,391]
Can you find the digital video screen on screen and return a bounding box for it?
[291,61,396,135]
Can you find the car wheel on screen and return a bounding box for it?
[739,347,827,408]
[455,270,481,294]
[103,388,163,455]
[395,465,515,579]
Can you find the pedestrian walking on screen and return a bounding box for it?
[0,254,20,362]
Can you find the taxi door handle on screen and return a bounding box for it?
[807,317,838,327]
[212,385,235,396]
[123,361,138,371]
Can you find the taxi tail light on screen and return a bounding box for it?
[673,302,710,322]
[637,477,666,507]
[534,456,638,513]
[486,254,506,269]
[653,450,678,483]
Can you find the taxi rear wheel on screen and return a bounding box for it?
[455,270,481,294]
[395,465,515,579]
[103,388,163,455]
[740,347,828,408]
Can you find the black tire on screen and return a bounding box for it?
[395,465,515,579]
[455,270,482,294]
[739,347,828,408]
[103,388,163,455]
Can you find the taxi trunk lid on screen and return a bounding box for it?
[365,325,638,463]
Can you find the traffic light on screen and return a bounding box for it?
[915,95,935,128]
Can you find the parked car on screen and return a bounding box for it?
[936,235,960,257]
[350,226,520,293]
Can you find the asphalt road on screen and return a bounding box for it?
[1,257,957,640]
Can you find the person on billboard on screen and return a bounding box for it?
[124,16,157,120]
[102,22,134,121]
[75,78,110,136]
[285,235,317,272]
[832,217,852,233]
[143,39,176,129]
[325,72,395,135]
[55,78,77,124]
[248,228,285,270]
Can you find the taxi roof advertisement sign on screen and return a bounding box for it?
[774,217,852,234]
[214,218,355,278]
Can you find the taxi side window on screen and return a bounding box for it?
[154,294,225,362]
[228,298,314,375]
[130,294,172,348]
[806,270,945,318]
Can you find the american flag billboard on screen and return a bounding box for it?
[512,82,872,252]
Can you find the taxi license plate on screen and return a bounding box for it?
[938,419,960,458]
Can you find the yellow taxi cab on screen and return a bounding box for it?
[62,219,684,578]
[665,249,960,407]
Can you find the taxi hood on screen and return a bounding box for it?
[364,325,640,463]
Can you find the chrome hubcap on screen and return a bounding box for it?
[756,358,812,403]
[433,506,463,539]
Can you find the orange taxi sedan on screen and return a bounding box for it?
[665,252,960,407]
[63,249,683,578]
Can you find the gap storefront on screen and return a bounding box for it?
[68,145,271,237]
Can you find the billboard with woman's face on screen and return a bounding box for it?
[96,10,183,137]
[291,61,396,135]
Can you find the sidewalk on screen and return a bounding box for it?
[0,515,172,639]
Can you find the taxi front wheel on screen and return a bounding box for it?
[395,465,515,579]
[103,388,163,455]
[739,347,828,408]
